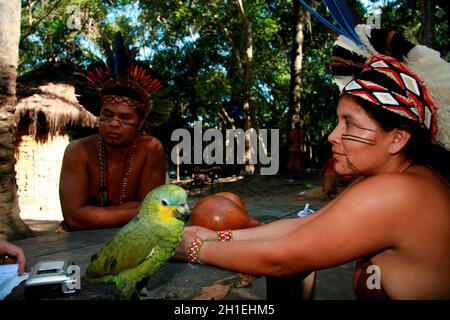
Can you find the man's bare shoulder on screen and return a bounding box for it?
[136,134,164,152]
[64,135,98,160]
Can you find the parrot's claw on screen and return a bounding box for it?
[137,287,150,300]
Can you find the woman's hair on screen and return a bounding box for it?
[344,94,450,178]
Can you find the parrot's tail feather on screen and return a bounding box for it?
[116,281,136,300]
[83,274,116,284]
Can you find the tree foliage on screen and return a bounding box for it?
[17,0,449,169]
[368,0,449,60]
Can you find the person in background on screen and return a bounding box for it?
[286,122,304,181]
[320,157,338,201]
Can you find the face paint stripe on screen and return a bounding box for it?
[354,125,376,132]
[346,158,360,173]
[342,134,375,145]
[100,117,138,127]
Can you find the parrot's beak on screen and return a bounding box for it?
[175,203,190,222]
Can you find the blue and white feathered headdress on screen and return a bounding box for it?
[299,0,450,151]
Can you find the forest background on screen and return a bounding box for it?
[18,0,450,171]
[0,0,448,237]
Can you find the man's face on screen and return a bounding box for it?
[98,101,142,147]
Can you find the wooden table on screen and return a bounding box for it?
[8,197,317,300]
[8,228,257,300]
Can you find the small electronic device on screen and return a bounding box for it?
[25,260,80,295]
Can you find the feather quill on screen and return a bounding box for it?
[299,0,362,45]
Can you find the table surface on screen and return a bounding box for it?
[8,197,309,300]
[9,227,263,300]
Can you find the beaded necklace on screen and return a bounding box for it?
[97,135,137,206]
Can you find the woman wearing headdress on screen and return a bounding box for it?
[59,33,167,231]
[173,4,450,299]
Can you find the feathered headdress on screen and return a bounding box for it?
[76,32,172,126]
[299,0,450,151]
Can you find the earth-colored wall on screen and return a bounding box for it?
[15,134,69,221]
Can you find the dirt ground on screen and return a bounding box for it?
[180,169,328,222]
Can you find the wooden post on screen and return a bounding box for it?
[266,271,316,300]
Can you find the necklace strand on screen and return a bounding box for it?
[97,136,137,206]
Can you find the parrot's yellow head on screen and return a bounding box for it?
[141,184,190,224]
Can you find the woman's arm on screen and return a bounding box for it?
[186,193,340,241]
[232,214,317,240]
[186,216,310,241]
[180,174,411,276]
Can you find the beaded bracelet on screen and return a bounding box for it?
[216,230,233,242]
[188,238,209,264]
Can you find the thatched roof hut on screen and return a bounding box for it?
[15,62,97,141]
[14,62,97,221]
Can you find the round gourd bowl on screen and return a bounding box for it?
[190,192,261,230]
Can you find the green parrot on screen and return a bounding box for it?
[84,184,189,300]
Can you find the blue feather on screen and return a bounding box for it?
[114,32,124,78]
[298,0,362,45]
[102,41,114,69]
[299,0,343,35]
[324,0,361,44]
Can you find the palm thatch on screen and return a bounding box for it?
[14,62,98,142]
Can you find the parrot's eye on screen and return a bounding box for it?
[161,199,169,206]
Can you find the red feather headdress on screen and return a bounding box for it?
[76,32,166,121]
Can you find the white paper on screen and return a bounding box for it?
[0,264,29,299]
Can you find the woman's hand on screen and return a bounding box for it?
[173,226,218,261]
[0,240,26,275]
[185,226,216,241]
[173,230,197,261]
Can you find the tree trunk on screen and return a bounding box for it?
[0,0,32,239]
[235,0,256,174]
[420,0,435,48]
[287,0,306,128]
[285,0,307,170]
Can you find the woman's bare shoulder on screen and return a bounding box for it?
[363,166,448,195]
[338,167,449,216]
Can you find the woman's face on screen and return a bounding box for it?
[328,95,392,176]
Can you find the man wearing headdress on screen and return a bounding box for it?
[58,33,167,231]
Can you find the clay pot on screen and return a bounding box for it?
[190,192,261,230]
